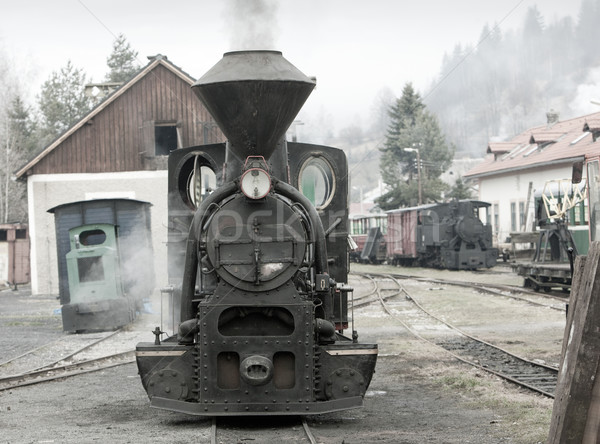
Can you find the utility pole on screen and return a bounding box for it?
[404,147,422,205]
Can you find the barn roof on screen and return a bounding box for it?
[465,111,600,179]
[15,55,196,179]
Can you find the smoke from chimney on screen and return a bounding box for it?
[225,0,280,50]
[546,109,559,126]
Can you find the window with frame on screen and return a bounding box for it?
[511,202,517,232]
[519,201,525,230]
[493,203,499,234]
[154,122,180,156]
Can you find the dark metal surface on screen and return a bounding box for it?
[192,51,315,165]
[383,200,498,270]
[136,50,377,416]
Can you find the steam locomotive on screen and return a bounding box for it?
[135,51,377,416]
[352,200,498,269]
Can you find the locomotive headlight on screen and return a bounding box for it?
[241,167,271,199]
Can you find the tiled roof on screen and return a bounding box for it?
[529,131,565,144]
[487,142,514,154]
[465,112,600,178]
[583,119,600,132]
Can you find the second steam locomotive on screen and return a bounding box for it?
[352,200,498,269]
[136,51,377,415]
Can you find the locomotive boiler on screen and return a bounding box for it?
[135,50,377,415]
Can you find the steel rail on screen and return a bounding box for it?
[360,273,558,398]
[351,271,567,311]
[31,328,125,372]
[210,416,319,443]
[0,351,135,391]
[0,328,124,373]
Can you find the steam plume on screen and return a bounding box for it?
[224,0,280,50]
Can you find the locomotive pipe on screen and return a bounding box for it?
[273,179,329,276]
[180,181,239,323]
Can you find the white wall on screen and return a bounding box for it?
[477,165,574,245]
[27,171,168,295]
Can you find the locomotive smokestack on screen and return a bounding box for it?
[192,50,315,169]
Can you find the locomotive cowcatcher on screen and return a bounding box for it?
[136,51,378,416]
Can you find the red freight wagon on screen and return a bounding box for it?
[386,206,421,265]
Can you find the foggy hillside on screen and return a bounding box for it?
[425,1,600,157]
[334,1,600,204]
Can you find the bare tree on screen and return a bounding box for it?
[0,82,32,223]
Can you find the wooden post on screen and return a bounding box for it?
[548,241,600,443]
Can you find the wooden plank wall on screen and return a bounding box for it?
[548,241,600,443]
[31,64,223,175]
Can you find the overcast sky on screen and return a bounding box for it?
[0,0,582,133]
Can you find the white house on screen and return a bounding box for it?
[464,111,600,247]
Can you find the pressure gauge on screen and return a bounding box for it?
[240,167,271,199]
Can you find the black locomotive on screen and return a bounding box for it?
[354,200,498,269]
[136,50,377,416]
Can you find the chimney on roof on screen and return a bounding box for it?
[546,109,559,126]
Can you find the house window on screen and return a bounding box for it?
[511,202,517,232]
[493,203,499,234]
[155,123,179,156]
[519,201,525,230]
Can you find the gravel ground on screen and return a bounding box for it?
[0,266,562,443]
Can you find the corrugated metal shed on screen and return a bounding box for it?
[48,199,153,305]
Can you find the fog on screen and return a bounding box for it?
[0,0,594,160]
[424,1,600,157]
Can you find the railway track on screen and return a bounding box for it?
[0,351,135,391]
[352,270,567,311]
[211,416,318,444]
[0,328,123,375]
[0,327,142,391]
[356,273,559,398]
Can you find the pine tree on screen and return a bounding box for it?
[8,96,38,154]
[447,176,473,200]
[38,60,92,140]
[105,34,140,83]
[377,83,454,210]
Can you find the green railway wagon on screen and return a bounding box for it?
[62,223,137,332]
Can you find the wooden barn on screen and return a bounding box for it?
[16,55,223,295]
